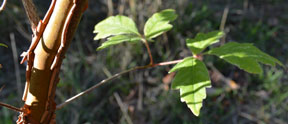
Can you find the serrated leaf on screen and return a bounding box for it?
[170,57,211,116]
[144,9,177,40]
[97,35,141,50]
[186,31,224,55]
[0,43,7,48]
[94,15,140,40]
[207,42,283,74]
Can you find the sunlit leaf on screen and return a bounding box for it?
[170,57,211,116]
[186,31,224,55]
[206,42,283,74]
[0,43,7,48]
[97,35,141,50]
[144,9,177,40]
[94,15,140,40]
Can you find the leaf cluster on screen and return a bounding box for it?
[94,9,177,50]
[93,9,283,116]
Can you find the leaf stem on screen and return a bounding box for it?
[141,38,154,65]
[56,59,183,110]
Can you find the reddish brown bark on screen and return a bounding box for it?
[17,0,88,123]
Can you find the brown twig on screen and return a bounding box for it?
[0,102,23,112]
[113,92,133,124]
[220,6,229,45]
[10,33,22,96]
[0,85,4,93]
[137,81,143,110]
[6,10,32,41]
[114,92,133,124]
[0,0,7,12]
[142,38,154,65]
[21,0,40,32]
[107,0,113,16]
[56,59,183,110]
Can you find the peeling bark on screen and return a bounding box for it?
[17,0,88,123]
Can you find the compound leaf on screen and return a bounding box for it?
[170,57,211,116]
[94,15,140,40]
[186,31,224,55]
[207,42,283,74]
[97,35,141,50]
[144,9,177,40]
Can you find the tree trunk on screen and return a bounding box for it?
[17,0,88,123]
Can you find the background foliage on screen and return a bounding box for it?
[0,0,287,123]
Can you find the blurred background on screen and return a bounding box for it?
[0,0,287,123]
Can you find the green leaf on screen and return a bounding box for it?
[144,9,177,40]
[0,43,7,48]
[206,42,283,74]
[94,15,140,40]
[186,31,224,55]
[170,57,211,116]
[97,35,141,50]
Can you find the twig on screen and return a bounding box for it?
[6,11,32,41]
[153,59,182,66]
[0,0,7,12]
[56,66,145,110]
[220,6,229,31]
[10,33,22,96]
[137,81,143,110]
[239,112,264,123]
[0,85,4,93]
[114,92,133,124]
[118,0,125,15]
[207,63,239,90]
[220,6,229,45]
[107,0,113,16]
[142,38,154,65]
[128,0,136,20]
[102,66,113,77]
[21,0,40,32]
[0,102,23,112]
[56,59,183,110]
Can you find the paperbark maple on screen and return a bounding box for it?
[17,0,88,123]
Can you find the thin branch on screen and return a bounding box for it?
[56,65,146,110]
[142,38,154,65]
[21,0,40,32]
[107,0,113,16]
[220,6,229,45]
[6,10,32,41]
[137,81,143,110]
[114,92,133,124]
[219,6,229,31]
[153,59,183,66]
[56,59,183,110]
[0,85,4,93]
[0,102,23,112]
[0,0,7,12]
[10,33,22,96]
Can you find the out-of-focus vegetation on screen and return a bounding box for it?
[0,0,287,123]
